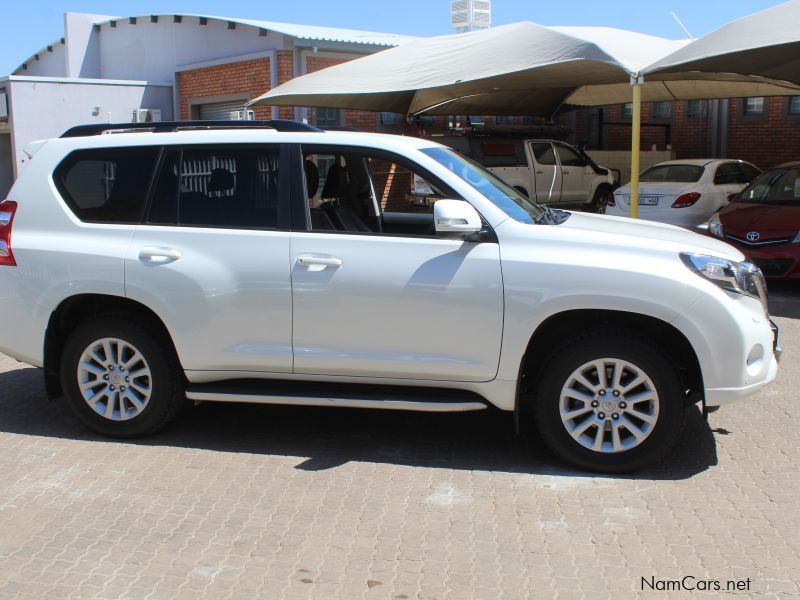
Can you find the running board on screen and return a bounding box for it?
[185,380,488,412]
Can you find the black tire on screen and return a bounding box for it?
[533,331,686,473]
[589,186,612,213]
[60,315,185,437]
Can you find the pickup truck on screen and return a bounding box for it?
[439,137,618,212]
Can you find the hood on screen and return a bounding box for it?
[719,202,800,236]
[558,211,744,260]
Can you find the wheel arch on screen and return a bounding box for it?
[515,309,703,427]
[44,294,181,400]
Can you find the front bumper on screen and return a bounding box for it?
[705,354,778,405]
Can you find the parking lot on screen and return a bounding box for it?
[0,286,797,599]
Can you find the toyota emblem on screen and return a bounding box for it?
[746,231,760,242]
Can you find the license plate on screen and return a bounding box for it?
[638,196,659,206]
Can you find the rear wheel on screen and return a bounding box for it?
[60,316,184,437]
[589,186,612,213]
[533,331,685,472]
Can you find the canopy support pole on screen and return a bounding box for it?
[629,76,644,219]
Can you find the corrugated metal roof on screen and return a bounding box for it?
[228,17,418,46]
[111,14,417,47]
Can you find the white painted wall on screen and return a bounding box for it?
[65,12,112,77]
[97,18,284,82]
[16,41,69,78]
[7,77,173,175]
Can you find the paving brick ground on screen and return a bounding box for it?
[0,287,799,599]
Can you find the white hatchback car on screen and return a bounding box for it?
[0,121,779,472]
[608,159,761,228]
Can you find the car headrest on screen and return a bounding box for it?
[208,168,235,193]
[304,160,320,198]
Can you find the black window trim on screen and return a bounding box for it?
[141,143,292,231]
[53,145,162,226]
[293,143,496,242]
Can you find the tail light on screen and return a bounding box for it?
[672,192,701,208]
[0,200,18,266]
[607,192,616,207]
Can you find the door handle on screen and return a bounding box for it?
[536,170,544,175]
[297,254,343,268]
[139,246,182,265]
[562,170,572,175]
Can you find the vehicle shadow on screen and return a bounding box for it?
[0,365,717,481]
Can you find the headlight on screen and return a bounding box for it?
[708,214,724,238]
[680,253,768,314]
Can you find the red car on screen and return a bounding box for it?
[708,162,800,279]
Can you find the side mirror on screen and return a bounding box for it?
[434,200,483,237]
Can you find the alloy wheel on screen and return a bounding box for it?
[76,337,152,421]
[558,358,660,453]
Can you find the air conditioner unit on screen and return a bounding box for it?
[229,110,255,121]
[132,108,162,123]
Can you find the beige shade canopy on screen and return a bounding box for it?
[249,5,800,117]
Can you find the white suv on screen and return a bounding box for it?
[0,121,779,472]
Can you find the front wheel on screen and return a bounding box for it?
[534,332,686,473]
[60,316,185,437]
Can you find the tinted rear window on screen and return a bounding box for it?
[54,147,159,223]
[147,145,281,228]
[640,164,704,183]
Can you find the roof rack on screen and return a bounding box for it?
[60,119,323,138]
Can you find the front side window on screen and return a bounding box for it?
[302,146,451,236]
[422,146,546,224]
[554,143,585,167]
[531,142,556,166]
[640,164,704,183]
[740,163,761,182]
[714,163,742,185]
[147,146,281,228]
[739,168,800,204]
[54,147,159,223]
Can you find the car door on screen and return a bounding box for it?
[527,141,562,203]
[125,144,294,373]
[554,142,590,204]
[290,145,504,382]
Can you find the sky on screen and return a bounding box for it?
[0,0,788,75]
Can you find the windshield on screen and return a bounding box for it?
[640,164,704,183]
[738,167,800,204]
[421,146,546,224]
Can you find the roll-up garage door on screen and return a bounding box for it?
[197,100,247,121]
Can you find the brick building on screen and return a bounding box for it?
[568,96,800,171]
